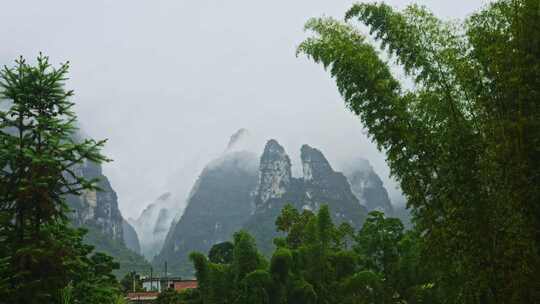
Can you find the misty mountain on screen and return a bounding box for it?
[1,124,149,276]
[154,149,259,275]
[129,192,179,259]
[154,132,387,276]
[67,160,124,242]
[122,219,141,254]
[243,141,369,254]
[66,159,150,277]
[129,137,227,260]
[343,158,394,215]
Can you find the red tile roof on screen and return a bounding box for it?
[126,292,159,300]
[173,280,198,292]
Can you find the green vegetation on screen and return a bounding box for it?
[120,271,143,293]
[0,55,121,303]
[84,226,151,278]
[156,288,201,304]
[183,205,428,304]
[208,241,234,264]
[172,1,539,303]
[1,0,538,303]
[297,0,540,302]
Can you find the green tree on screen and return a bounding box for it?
[190,204,428,304]
[232,230,265,284]
[190,254,235,304]
[208,241,234,264]
[341,271,382,304]
[316,205,332,250]
[190,252,210,303]
[298,1,540,302]
[287,279,317,304]
[356,212,403,276]
[275,204,300,234]
[275,204,314,249]
[269,248,293,304]
[270,248,292,282]
[0,55,118,303]
[332,222,355,249]
[120,271,143,293]
[235,270,272,304]
[354,211,434,303]
[71,252,121,304]
[178,288,202,304]
[156,288,183,304]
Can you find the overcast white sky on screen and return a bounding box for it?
[1,0,490,218]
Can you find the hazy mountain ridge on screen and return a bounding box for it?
[65,157,150,276]
[128,192,179,259]
[343,158,394,215]
[67,160,124,242]
[243,141,369,254]
[1,125,149,275]
[152,130,396,276]
[122,219,141,254]
[154,150,259,275]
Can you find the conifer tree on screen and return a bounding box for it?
[0,55,117,303]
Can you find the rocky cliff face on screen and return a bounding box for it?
[123,220,141,254]
[136,129,254,261]
[67,160,124,242]
[154,150,259,275]
[1,126,127,242]
[342,158,394,215]
[300,145,368,223]
[66,159,149,277]
[256,139,292,207]
[153,136,389,276]
[244,141,368,254]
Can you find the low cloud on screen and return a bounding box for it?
[0,0,489,218]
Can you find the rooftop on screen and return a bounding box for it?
[126,292,159,300]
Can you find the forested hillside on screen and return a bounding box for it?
[65,153,150,277]
[155,138,382,277]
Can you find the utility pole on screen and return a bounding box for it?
[164,261,168,290]
[150,267,153,291]
[132,272,135,292]
[164,261,168,280]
